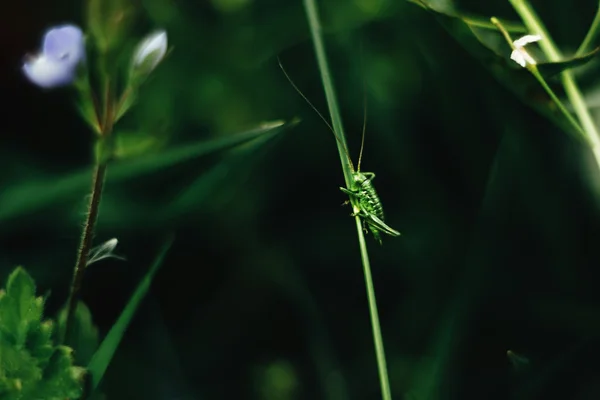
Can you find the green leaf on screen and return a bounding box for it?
[0,267,84,399]
[0,119,298,227]
[0,268,42,345]
[56,301,100,366]
[6,267,36,319]
[25,320,54,365]
[87,237,174,390]
[36,346,85,399]
[536,47,600,78]
[113,129,169,160]
[164,122,286,219]
[408,0,527,33]
[87,0,136,53]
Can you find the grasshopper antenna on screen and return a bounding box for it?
[356,40,367,173]
[277,56,355,171]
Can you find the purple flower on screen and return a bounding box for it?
[23,25,85,88]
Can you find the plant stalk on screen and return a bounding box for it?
[64,161,108,344]
[302,0,393,398]
[355,216,392,400]
[64,80,115,345]
[303,0,353,187]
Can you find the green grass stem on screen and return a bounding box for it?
[302,0,393,398]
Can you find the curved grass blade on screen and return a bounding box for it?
[86,236,174,391]
[536,47,600,78]
[163,123,284,220]
[0,119,297,226]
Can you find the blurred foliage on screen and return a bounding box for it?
[3,0,600,399]
[0,267,84,399]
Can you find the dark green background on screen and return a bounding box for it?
[2,0,600,398]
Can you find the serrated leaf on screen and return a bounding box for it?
[0,292,19,344]
[25,320,54,365]
[37,346,84,399]
[6,267,36,321]
[87,237,173,390]
[1,268,42,345]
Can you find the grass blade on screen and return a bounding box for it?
[87,236,174,390]
[0,119,297,225]
[301,0,393,398]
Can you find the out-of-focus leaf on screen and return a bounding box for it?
[0,119,298,227]
[507,350,531,374]
[87,237,173,391]
[164,125,280,220]
[408,0,527,34]
[536,47,600,78]
[87,0,137,53]
[56,301,100,366]
[113,130,168,160]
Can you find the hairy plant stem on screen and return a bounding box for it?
[302,0,392,398]
[64,81,115,345]
[64,162,107,345]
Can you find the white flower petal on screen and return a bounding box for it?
[22,54,76,88]
[510,50,527,67]
[513,34,542,48]
[133,30,168,71]
[87,238,125,267]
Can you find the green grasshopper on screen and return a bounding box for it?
[278,58,401,244]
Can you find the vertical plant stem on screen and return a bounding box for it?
[509,0,600,169]
[355,216,392,400]
[303,0,353,187]
[302,0,393,398]
[64,161,108,344]
[64,80,115,345]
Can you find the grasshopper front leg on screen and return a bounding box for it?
[340,186,359,215]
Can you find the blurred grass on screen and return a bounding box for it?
[3,0,600,399]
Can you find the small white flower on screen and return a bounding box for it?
[87,238,125,267]
[510,34,542,67]
[132,30,168,73]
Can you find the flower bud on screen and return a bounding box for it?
[132,30,167,76]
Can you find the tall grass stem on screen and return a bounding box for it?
[302,0,393,398]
